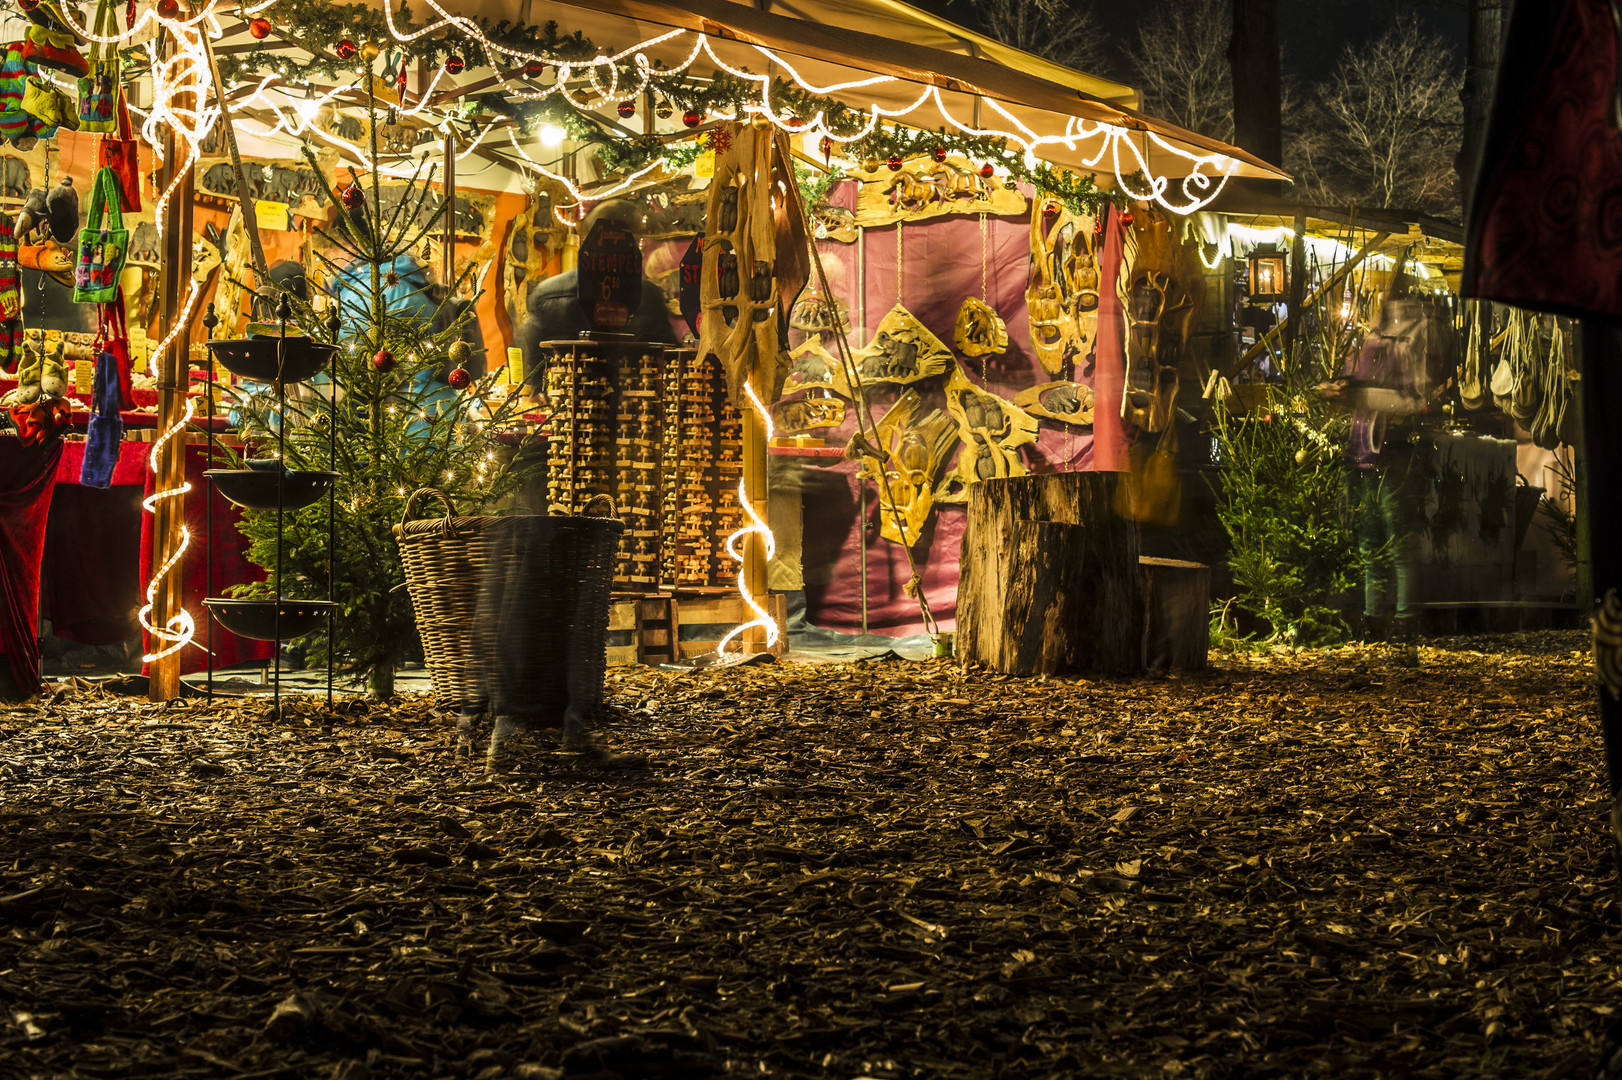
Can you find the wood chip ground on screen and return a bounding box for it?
[0,631,1615,1078]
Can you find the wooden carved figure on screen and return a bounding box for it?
[1024,196,1096,374]
[772,393,846,433]
[851,304,953,385]
[935,364,1039,501]
[953,296,1008,357]
[699,121,809,406]
[855,388,959,546]
[1014,380,1095,425]
[502,184,556,331]
[1118,206,1205,432]
[782,336,853,399]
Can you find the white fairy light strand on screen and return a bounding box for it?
[367,10,1249,215]
[714,381,781,659]
[137,397,198,662]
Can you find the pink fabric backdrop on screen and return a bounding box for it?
[793,186,1128,636]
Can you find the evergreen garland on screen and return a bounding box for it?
[199,1,1140,215]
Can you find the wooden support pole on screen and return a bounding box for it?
[1282,208,1307,359]
[148,44,198,701]
[441,132,455,287]
[742,367,771,652]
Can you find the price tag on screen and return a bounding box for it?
[505,346,524,386]
[255,200,290,231]
[75,356,93,394]
[695,150,715,178]
[576,217,642,332]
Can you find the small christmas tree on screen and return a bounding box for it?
[227,95,534,696]
[1210,300,1364,647]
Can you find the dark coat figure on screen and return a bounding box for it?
[514,199,676,389]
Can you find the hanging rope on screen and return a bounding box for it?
[805,215,939,638]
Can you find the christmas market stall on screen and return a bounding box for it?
[1168,193,1579,652]
[0,0,1286,702]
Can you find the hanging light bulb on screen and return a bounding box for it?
[540,123,566,147]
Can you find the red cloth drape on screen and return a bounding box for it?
[0,437,63,699]
[138,443,274,675]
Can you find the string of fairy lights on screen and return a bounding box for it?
[36,0,1243,671]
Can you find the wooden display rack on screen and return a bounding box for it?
[607,589,787,666]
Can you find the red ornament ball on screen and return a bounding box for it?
[340,184,364,209]
[979,162,995,178]
[444,55,465,75]
[334,38,356,61]
[248,17,271,38]
[682,109,703,129]
[617,100,635,119]
[1120,210,1135,226]
[524,59,544,78]
[785,116,805,129]
[156,0,181,18]
[371,349,395,373]
[447,367,472,390]
[886,155,903,171]
[931,146,947,163]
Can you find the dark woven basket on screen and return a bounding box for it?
[393,489,498,711]
[395,490,623,718]
[473,495,624,725]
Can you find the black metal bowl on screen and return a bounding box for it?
[204,598,336,641]
[207,337,337,383]
[204,469,339,511]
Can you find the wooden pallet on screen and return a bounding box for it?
[606,591,787,666]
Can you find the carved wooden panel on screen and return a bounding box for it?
[854,388,959,546]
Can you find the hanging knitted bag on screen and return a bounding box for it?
[95,84,139,211]
[79,326,123,488]
[72,167,125,303]
[75,0,117,133]
[0,211,18,320]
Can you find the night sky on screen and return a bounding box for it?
[929,0,1468,84]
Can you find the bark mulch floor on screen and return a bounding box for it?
[0,631,1615,1079]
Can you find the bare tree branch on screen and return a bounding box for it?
[965,0,1110,74]
[1122,0,1234,141]
[1296,13,1464,217]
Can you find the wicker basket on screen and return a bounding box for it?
[472,495,624,727]
[395,489,623,722]
[394,489,500,711]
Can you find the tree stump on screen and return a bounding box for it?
[957,473,1143,675]
[1140,557,1211,671]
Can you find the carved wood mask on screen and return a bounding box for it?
[1025,196,1098,375]
[1118,207,1205,433]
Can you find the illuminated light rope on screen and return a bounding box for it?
[714,381,781,660]
[371,7,1250,216]
[506,128,667,204]
[137,397,198,662]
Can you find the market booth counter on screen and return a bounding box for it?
[0,390,273,700]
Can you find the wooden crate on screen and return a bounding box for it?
[606,591,787,666]
[606,595,677,667]
[674,592,787,661]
